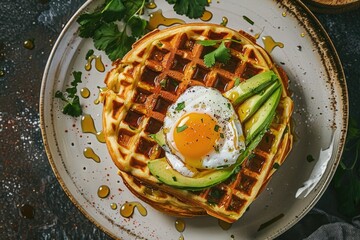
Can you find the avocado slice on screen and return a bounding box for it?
[244,86,282,145]
[237,80,281,123]
[223,70,278,106]
[149,130,166,147]
[148,127,268,190]
[148,158,234,190]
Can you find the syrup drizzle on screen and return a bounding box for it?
[175,219,186,240]
[83,147,100,163]
[80,87,90,98]
[120,202,147,218]
[145,0,157,9]
[97,185,110,198]
[200,10,213,22]
[148,9,185,30]
[261,36,284,53]
[220,16,228,26]
[85,55,105,72]
[81,114,105,143]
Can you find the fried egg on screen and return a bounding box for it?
[163,86,245,177]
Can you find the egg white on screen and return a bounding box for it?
[162,86,245,177]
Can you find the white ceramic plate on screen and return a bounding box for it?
[40,0,348,239]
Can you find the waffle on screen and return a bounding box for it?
[102,23,293,222]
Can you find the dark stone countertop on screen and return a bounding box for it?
[0,1,359,239]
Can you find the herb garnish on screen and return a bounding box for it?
[196,39,242,68]
[165,0,209,19]
[332,118,360,217]
[242,15,254,25]
[176,125,188,133]
[55,71,83,117]
[77,0,148,61]
[175,101,185,111]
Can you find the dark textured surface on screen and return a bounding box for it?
[0,0,359,239]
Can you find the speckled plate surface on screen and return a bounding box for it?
[39,0,348,239]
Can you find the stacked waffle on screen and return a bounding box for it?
[102,23,293,223]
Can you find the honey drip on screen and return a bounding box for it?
[97,185,110,198]
[81,114,105,143]
[80,87,90,98]
[220,16,228,26]
[83,147,100,163]
[148,9,185,30]
[23,39,34,50]
[120,201,147,218]
[94,87,108,105]
[85,55,105,72]
[261,36,284,53]
[145,1,157,9]
[110,203,118,210]
[175,219,186,240]
[218,219,232,230]
[200,10,213,22]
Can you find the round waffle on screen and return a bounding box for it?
[102,23,293,222]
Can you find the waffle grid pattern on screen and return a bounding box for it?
[102,24,293,223]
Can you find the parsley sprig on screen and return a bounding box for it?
[165,0,209,19]
[196,39,242,68]
[332,118,360,217]
[55,71,83,117]
[77,0,148,61]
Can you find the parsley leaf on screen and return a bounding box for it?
[77,0,147,61]
[197,39,242,68]
[203,41,231,68]
[165,0,209,19]
[55,71,83,117]
[175,101,185,111]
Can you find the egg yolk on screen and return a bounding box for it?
[173,112,221,168]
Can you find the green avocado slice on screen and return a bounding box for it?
[148,126,268,190]
[237,80,281,123]
[223,70,278,106]
[244,86,282,145]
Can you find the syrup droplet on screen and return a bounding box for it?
[80,87,90,98]
[120,201,147,218]
[94,87,108,105]
[300,32,306,37]
[85,55,105,72]
[110,203,118,210]
[282,12,287,17]
[261,36,284,53]
[254,33,261,39]
[220,16,228,26]
[83,147,100,163]
[23,39,34,50]
[200,10,213,22]
[148,9,185,30]
[175,219,186,232]
[97,185,110,198]
[175,219,186,240]
[19,204,35,219]
[145,1,157,9]
[218,219,232,230]
[81,114,106,143]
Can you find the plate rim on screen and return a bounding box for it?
[39,0,349,239]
